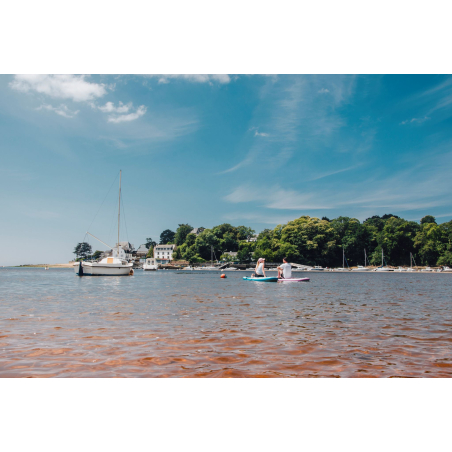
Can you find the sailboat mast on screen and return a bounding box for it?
[118,170,121,254]
[364,249,366,266]
[211,245,213,267]
[343,247,345,269]
[381,248,383,267]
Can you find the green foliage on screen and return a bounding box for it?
[220,253,235,262]
[159,229,175,244]
[145,237,157,248]
[74,242,92,260]
[146,246,154,258]
[91,250,102,260]
[174,224,193,245]
[163,215,452,267]
[420,215,437,225]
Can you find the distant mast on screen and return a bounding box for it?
[118,170,121,255]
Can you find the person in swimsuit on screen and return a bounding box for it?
[253,258,266,278]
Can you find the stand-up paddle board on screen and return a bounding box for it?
[243,276,310,282]
[243,276,278,282]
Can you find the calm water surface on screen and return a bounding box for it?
[0,268,451,377]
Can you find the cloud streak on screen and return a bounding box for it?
[10,75,107,102]
[107,105,147,123]
[148,74,231,84]
[36,104,79,118]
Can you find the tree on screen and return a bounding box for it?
[92,250,102,260]
[195,229,220,260]
[237,247,253,264]
[421,215,437,225]
[145,237,157,248]
[174,224,193,245]
[159,229,175,244]
[74,242,92,260]
[146,246,154,258]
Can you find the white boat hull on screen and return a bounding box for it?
[74,262,132,276]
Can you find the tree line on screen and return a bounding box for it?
[156,215,452,267]
[73,214,452,267]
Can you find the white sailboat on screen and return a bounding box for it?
[406,252,417,272]
[375,248,393,271]
[352,249,372,271]
[196,246,218,270]
[335,248,349,271]
[74,171,133,276]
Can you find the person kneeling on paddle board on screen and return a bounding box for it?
[277,257,292,279]
[253,258,266,278]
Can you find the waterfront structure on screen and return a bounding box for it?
[143,258,158,271]
[154,244,177,264]
[136,244,149,257]
[190,227,205,235]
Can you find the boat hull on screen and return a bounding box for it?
[243,276,278,282]
[74,262,132,276]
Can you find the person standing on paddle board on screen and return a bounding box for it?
[253,258,266,278]
[277,257,292,279]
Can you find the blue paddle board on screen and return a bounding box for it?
[243,276,278,282]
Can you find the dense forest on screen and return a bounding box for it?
[166,215,452,267]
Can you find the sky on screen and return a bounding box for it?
[1,74,452,265]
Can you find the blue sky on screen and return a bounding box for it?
[1,74,452,265]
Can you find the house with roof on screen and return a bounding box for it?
[190,227,205,236]
[136,244,149,258]
[154,244,177,264]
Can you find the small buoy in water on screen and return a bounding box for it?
[221,274,226,278]
[129,269,134,275]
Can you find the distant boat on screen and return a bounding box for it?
[421,267,433,272]
[335,248,350,271]
[442,266,452,272]
[375,249,393,271]
[308,266,324,271]
[74,171,133,277]
[406,252,417,272]
[143,258,158,271]
[352,249,372,271]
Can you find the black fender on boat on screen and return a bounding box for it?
[77,261,84,276]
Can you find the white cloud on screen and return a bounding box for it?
[254,130,269,137]
[400,116,430,125]
[318,88,330,93]
[36,104,79,118]
[98,101,132,113]
[107,105,147,123]
[10,75,107,102]
[150,74,231,84]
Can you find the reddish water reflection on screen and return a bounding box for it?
[0,268,451,377]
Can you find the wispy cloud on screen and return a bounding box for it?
[10,75,107,102]
[224,185,330,210]
[36,104,79,118]
[400,116,430,125]
[107,105,147,123]
[98,101,132,113]
[318,88,330,94]
[148,74,231,85]
[308,164,362,181]
[221,75,358,174]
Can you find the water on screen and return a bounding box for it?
[0,268,451,377]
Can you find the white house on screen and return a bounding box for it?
[154,244,177,264]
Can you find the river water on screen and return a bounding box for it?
[0,268,451,377]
